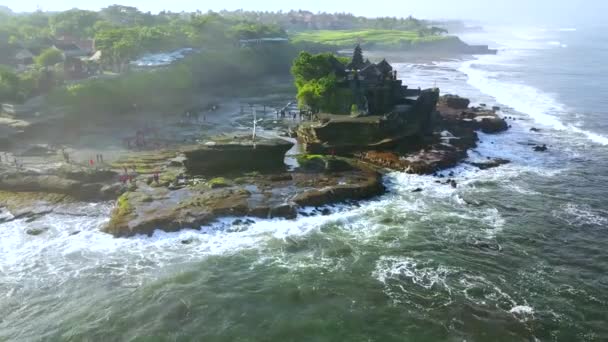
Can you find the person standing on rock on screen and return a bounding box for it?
[62,149,70,163]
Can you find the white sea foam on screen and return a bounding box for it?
[510,305,535,315]
[373,256,534,313]
[373,256,456,290]
[552,203,608,228]
[460,57,608,145]
[0,205,368,289]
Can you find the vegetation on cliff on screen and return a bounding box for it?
[291,52,353,113]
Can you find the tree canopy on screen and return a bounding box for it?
[291,51,351,113]
[291,52,347,87]
[0,66,19,102]
[35,48,63,68]
[50,9,100,38]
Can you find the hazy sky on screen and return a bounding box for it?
[2,0,607,26]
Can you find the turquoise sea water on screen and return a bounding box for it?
[1,26,607,341]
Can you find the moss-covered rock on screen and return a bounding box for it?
[292,171,384,207]
[207,177,230,189]
[296,154,327,172]
[105,192,135,236]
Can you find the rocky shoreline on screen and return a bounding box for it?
[0,94,510,237]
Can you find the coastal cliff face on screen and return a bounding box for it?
[297,89,440,154]
[182,137,294,175]
[356,95,509,174]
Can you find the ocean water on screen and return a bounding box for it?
[1,26,608,341]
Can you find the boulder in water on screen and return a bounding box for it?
[480,117,508,134]
[270,203,297,219]
[25,227,49,236]
[469,158,511,170]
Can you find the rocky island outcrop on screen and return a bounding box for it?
[102,135,385,237]
[0,46,510,238]
[294,47,509,175]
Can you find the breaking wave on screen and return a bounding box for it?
[460,56,608,146]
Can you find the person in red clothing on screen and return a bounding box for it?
[89,159,94,167]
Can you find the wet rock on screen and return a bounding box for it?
[321,208,331,216]
[292,172,384,207]
[480,117,508,134]
[24,211,51,223]
[439,94,470,110]
[469,158,511,170]
[248,206,270,219]
[181,237,196,245]
[103,162,385,237]
[0,173,78,195]
[412,188,423,193]
[325,158,354,172]
[533,144,548,152]
[182,136,293,175]
[25,227,49,236]
[530,127,541,132]
[468,240,502,252]
[59,167,117,183]
[0,171,113,201]
[270,203,297,219]
[79,183,105,200]
[269,174,293,182]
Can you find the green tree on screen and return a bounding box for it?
[0,66,19,102]
[291,51,346,87]
[35,48,63,69]
[100,5,144,26]
[95,27,142,71]
[50,9,100,38]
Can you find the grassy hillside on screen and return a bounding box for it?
[290,29,453,49]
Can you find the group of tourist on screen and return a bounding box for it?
[276,109,313,121]
[117,165,161,186]
[119,166,138,185]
